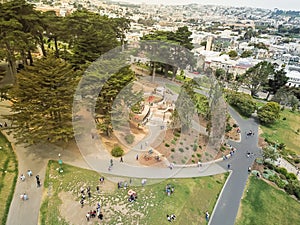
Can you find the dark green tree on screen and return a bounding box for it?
[242,61,274,96]
[6,56,79,144]
[268,68,288,95]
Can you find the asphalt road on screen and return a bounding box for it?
[209,106,261,225]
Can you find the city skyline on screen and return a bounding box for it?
[113,0,300,11]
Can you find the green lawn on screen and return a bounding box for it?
[0,132,18,225]
[41,160,227,225]
[260,109,300,154]
[165,83,181,94]
[235,176,300,225]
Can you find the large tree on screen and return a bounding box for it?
[257,102,281,125]
[141,26,194,81]
[6,56,79,145]
[268,67,288,95]
[242,61,274,96]
[0,0,40,79]
[95,66,136,136]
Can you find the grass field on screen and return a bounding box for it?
[41,160,227,225]
[260,109,300,154]
[0,132,18,225]
[165,83,181,94]
[235,176,300,225]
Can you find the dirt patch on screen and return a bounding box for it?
[225,117,241,142]
[153,128,212,165]
[258,127,268,149]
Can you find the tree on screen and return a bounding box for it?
[227,50,237,58]
[65,10,120,67]
[241,50,253,58]
[226,91,257,117]
[95,66,136,136]
[0,0,40,79]
[268,68,288,95]
[215,68,226,80]
[262,146,279,161]
[242,61,274,96]
[173,80,196,132]
[141,26,194,81]
[257,102,281,125]
[6,56,79,145]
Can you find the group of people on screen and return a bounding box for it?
[167,214,176,222]
[165,184,175,196]
[0,121,8,128]
[19,169,40,201]
[85,202,103,221]
[79,186,93,207]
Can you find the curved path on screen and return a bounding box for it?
[209,106,261,225]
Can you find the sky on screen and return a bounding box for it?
[113,0,300,11]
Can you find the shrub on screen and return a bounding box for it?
[174,132,180,137]
[179,148,184,153]
[275,167,288,177]
[196,153,201,158]
[286,173,297,180]
[275,178,287,189]
[185,147,189,150]
[171,140,176,145]
[165,143,170,147]
[294,158,300,164]
[193,144,198,151]
[111,146,124,157]
[124,134,134,144]
[225,123,232,132]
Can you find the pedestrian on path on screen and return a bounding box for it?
[120,157,123,163]
[227,164,231,169]
[86,212,90,221]
[205,211,210,222]
[136,154,139,160]
[110,159,113,167]
[80,199,84,208]
[27,170,32,177]
[20,174,25,181]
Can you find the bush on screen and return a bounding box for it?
[124,134,135,144]
[294,158,300,164]
[111,146,124,157]
[171,140,176,145]
[286,173,297,180]
[179,148,184,153]
[275,167,288,177]
[171,148,175,152]
[165,143,170,147]
[225,123,232,132]
[193,144,198,151]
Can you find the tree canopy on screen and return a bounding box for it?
[6,56,79,144]
[257,102,281,125]
[242,61,274,96]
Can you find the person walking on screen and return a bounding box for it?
[27,170,32,177]
[110,159,113,167]
[120,157,123,163]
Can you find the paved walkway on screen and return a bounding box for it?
[209,106,261,225]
